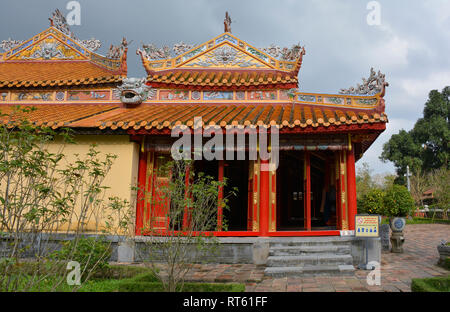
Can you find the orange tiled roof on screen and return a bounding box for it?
[89,103,386,130]
[0,103,387,131]
[0,104,119,128]
[146,70,298,88]
[0,61,124,88]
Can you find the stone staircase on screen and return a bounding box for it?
[264,237,355,277]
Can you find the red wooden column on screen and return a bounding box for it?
[259,159,270,236]
[135,150,147,236]
[217,160,224,231]
[182,165,191,230]
[304,152,311,231]
[335,153,341,230]
[346,147,357,231]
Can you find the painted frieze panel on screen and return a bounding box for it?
[279,90,290,100]
[203,91,234,100]
[324,96,344,105]
[159,90,189,100]
[297,94,316,102]
[248,91,277,100]
[67,90,110,101]
[11,91,53,101]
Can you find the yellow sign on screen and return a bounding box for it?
[355,215,380,237]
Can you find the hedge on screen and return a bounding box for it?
[411,276,450,292]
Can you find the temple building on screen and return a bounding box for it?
[0,10,388,240]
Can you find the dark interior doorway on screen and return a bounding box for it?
[276,151,305,230]
[223,160,249,231]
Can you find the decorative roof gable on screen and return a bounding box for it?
[0,9,127,88]
[138,32,305,74]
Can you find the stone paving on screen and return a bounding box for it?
[179,224,450,292]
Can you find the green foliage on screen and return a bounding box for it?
[442,257,450,270]
[99,264,153,280]
[358,188,385,214]
[53,237,112,281]
[118,281,245,292]
[411,276,450,292]
[429,168,450,212]
[381,86,450,177]
[383,185,415,217]
[356,162,376,202]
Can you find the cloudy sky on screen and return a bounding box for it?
[1,0,449,175]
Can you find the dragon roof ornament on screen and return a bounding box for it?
[339,67,389,97]
[107,37,129,59]
[261,43,305,61]
[113,77,155,105]
[0,38,24,52]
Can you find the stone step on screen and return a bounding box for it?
[269,238,352,248]
[267,254,353,267]
[264,265,355,277]
[269,245,351,256]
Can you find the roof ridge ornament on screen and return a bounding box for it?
[224,12,232,33]
[107,37,128,59]
[0,38,24,52]
[339,67,389,97]
[261,43,305,61]
[48,9,102,52]
[137,41,196,61]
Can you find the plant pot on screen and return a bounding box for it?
[389,217,406,232]
[389,217,406,253]
[437,243,450,265]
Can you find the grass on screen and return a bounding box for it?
[381,217,450,225]
[411,276,450,292]
[2,264,245,292]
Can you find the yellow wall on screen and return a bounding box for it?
[48,135,139,233]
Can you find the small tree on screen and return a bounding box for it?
[409,170,430,207]
[428,168,450,218]
[137,159,234,292]
[382,185,415,218]
[359,188,385,215]
[0,107,132,291]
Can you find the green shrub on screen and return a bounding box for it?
[128,272,159,283]
[118,281,245,292]
[411,276,450,292]
[383,185,415,217]
[358,188,385,214]
[54,237,112,281]
[443,257,450,270]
